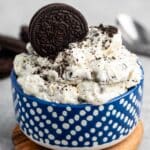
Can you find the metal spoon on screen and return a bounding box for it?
[116,14,150,56]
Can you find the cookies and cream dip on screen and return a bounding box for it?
[14,25,142,105]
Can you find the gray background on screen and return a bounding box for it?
[0,0,150,149]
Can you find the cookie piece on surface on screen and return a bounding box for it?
[0,48,16,58]
[0,48,15,78]
[20,25,29,43]
[29,3,88,59]
[0,35,26,54]
[0,35,26,78]
[0,58,13,78]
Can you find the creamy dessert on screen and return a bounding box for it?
[14,24,142,105]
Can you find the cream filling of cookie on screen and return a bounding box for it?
[14,25,142,104]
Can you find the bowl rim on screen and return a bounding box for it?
[11,66,144,108]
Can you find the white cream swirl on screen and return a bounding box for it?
[14,25,142,104]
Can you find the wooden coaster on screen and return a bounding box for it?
[12,121,143,150]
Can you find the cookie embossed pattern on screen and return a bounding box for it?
[11,2,144,150]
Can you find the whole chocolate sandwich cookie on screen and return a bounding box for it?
[29,3,88,59]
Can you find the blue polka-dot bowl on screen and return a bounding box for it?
[11,67,144,150]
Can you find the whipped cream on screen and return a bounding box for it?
[14,25,142,105]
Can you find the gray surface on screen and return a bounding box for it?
[0,0,150,149]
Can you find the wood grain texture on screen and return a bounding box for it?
[12,121,143,150]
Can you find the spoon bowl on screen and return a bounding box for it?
[116,14,150,56]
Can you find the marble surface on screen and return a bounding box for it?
[0,0,150,150]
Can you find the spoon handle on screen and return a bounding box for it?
[131,44,150,57]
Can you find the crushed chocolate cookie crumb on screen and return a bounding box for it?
[94,33,99,37]
[96,57,101,60]
[112,56,116,60]
[69,72,73,77]
[98,24,118,37]
[78,98,86,103]
[111,75,116,79]
[43,75,48,81]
